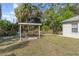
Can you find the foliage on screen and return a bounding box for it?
[59,5,75,20]
[42,25,50,32]
[0,19,18,36]
[15,4,31,22]
[0,20,12,31]
[67,4,79,15]
[42,4,75,34]
[15,3,42,36]
[15,3,76,34]
[15,3,42,23]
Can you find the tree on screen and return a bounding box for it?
[15,3,42,23]
[46,9,62,33]
[15,3,43,36]
[70,4,79,15]
[15,3,32,22]
[58,3,79,15]
[0,19,18,36]
[15,3,76,34]
[42,3,75,34]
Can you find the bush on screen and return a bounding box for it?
[0,30,5,36]
[0,19,18,36]
[6,31,17,36]
[42,25,50,32]
[26,31,34,37]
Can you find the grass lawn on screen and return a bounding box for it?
[0,35,79,56]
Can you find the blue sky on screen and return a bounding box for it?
[1,3,17,23]
[2,3,14,15]
[1,3,50,23]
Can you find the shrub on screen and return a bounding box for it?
[0,29,5,36]
[42,25,50,32]
[0,19,18,36]
[6,31,17,36]
[26,31,34,37]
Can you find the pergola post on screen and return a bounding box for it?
[19,24,22,41]
[18,23,42,40]
[38,25,40,39]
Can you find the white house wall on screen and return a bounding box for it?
[63,23,79,38]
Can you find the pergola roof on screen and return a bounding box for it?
[63,15,79,23]
[18,23,42,26]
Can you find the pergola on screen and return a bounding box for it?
[18,23,42,40]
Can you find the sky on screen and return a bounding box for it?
[1,3,50,23]
[1,3,18,23]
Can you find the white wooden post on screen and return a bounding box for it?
[19,25,22,41]
[38,25,40,38]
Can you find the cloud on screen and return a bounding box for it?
[13,4,19,9]
[10,11,15,15]
[2,14,10,18]
[4,11,15,16]
[2,14,12,22]
[2,14,16,23]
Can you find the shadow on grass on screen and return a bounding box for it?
[0,36,18,43]
[2,52,16,56]
[0,40,30,56]
[0,38,19,47]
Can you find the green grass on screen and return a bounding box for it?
[0,35,79,56]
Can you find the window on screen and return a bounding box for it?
[72,23,78,33]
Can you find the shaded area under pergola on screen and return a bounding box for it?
[18,23,42,40]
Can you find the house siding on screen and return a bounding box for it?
[63,23,79,38]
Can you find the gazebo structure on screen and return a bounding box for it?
[18,23,42,40]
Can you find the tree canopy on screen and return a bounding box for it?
[15,3,79,34]
[15,3,42,23]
